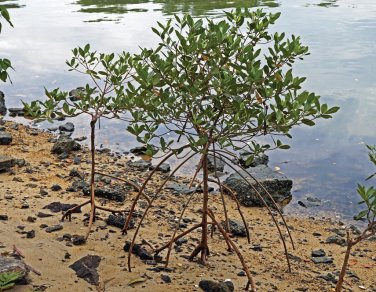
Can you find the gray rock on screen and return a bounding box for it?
[0,132,12,145]
[239,152,269,168]
[149,163,171,173]
[165,182,196,195]
[199,279,234,292]
[45,224,63,233]
[72,235,86,245]
[51,184,62,191]
[59,122,75,132]
[129,145,148,155]
[311,249,326,257]
[223,165,292,207]
[51,136,81,154]
[26,230,35,239]
[326,235,346,246]
[207,154,225,172]
[0,91,6,115]
[312,256,333,264]
[124,241,153,261]
[8,108,25,117]
[318,273,337,283]
[106,214,134,229]
[161,274,172,283]
[127,159,152,171]
[43,202,81,213]
[69,255,101,286]
[222,219,247,237]
[0,256,29,283]
[83,186,125,202]
[69,87,85,102]
[0,155,14,171]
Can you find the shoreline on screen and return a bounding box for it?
[0,120,375,291]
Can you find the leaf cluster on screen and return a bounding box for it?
[0,7,13,82]
[129,8,339,157]
[0,271,22,291]
[355,145,376,223]
[23,44,135,122]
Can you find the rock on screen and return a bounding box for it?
[69,255,101,286]
[83,187,125,202]
[239,152,269,168]
[350,224,361,235]
[223,165,292,207]
[106,214,134,229]
[0,256,29,283]
[58,152,69,160]
[307,196,321,203]
[69,168,83,178]
[311,249,326,257]
[37,212,53,218]
[0,214,8,220]
[222,219,247,237]
[73,156,81,165]
[129,145,149,155]
[124,241,153,261]
[207,154,225,172]
[161,274,172,283]
[0,91,6,115]
[72,235,86,245]
[149,163,171,173]
[8,108,25,117]
[43,202,81,213]
[165,182,196,195]
[312,256,334,264]
[51,184,62,191]
[126,159,152,171]
[0,132,12,145]
[199,279,234,292]
[326,235,346,246]
[69,87,85,102]
[298,201,307,208]
[175,238,188,246]
[45,224,63,233]
[51,136,81,154]
[0,155,15,172]
[318,273,337,283]
[59,122,75,132]
[237,270,246,277]
[39,188,48,196]
[26,230,35,238]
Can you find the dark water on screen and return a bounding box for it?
[1,0,375,221]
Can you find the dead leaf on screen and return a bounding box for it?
[128,277,146,286]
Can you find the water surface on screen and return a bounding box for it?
[1,0,375,221]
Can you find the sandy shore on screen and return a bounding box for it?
[0,121,375,292]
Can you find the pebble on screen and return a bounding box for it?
[161,274,172,283]
[45,224,63,233]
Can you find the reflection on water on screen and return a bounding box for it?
[1,0,376,222]
[74,0,279,18]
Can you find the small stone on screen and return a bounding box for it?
[21,202,29,209]
[27,216,36,223]
[40,188,48,196]
[0,155,14,172]
[37,212,53,218]
[237,271,246,277]
[311,249,326,257]
[59,122,75,132]
[126,159,152,171]
[26,230,35,238]
[69,255,101,286]
[326,235,346,246]
[0,132,12,145]
[45,224,63,233]
[124,241,153,261]
[199,279,234,292]
[175,238,188,246]
[0,215,8,221]
[161,274,171,283]
[4,194,14,199]
[51,184,62,191]
[222,219,247,237]
[72,235,86,245]
[311,256,333,264]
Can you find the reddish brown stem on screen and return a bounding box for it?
[207,209,256,292]
[127,152,197,272]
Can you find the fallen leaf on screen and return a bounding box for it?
[128,277,146,286]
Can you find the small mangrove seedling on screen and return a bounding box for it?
[23,44,143,239]
[125,8,339,290]
[336,145,376,292]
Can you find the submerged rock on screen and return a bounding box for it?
[239,152,269,168]
[223,165,292,207]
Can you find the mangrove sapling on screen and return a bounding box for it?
[126,9,339,289]
[23,44,143,239]
[335,145,376,292]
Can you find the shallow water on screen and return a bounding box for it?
[1,0,375,221]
